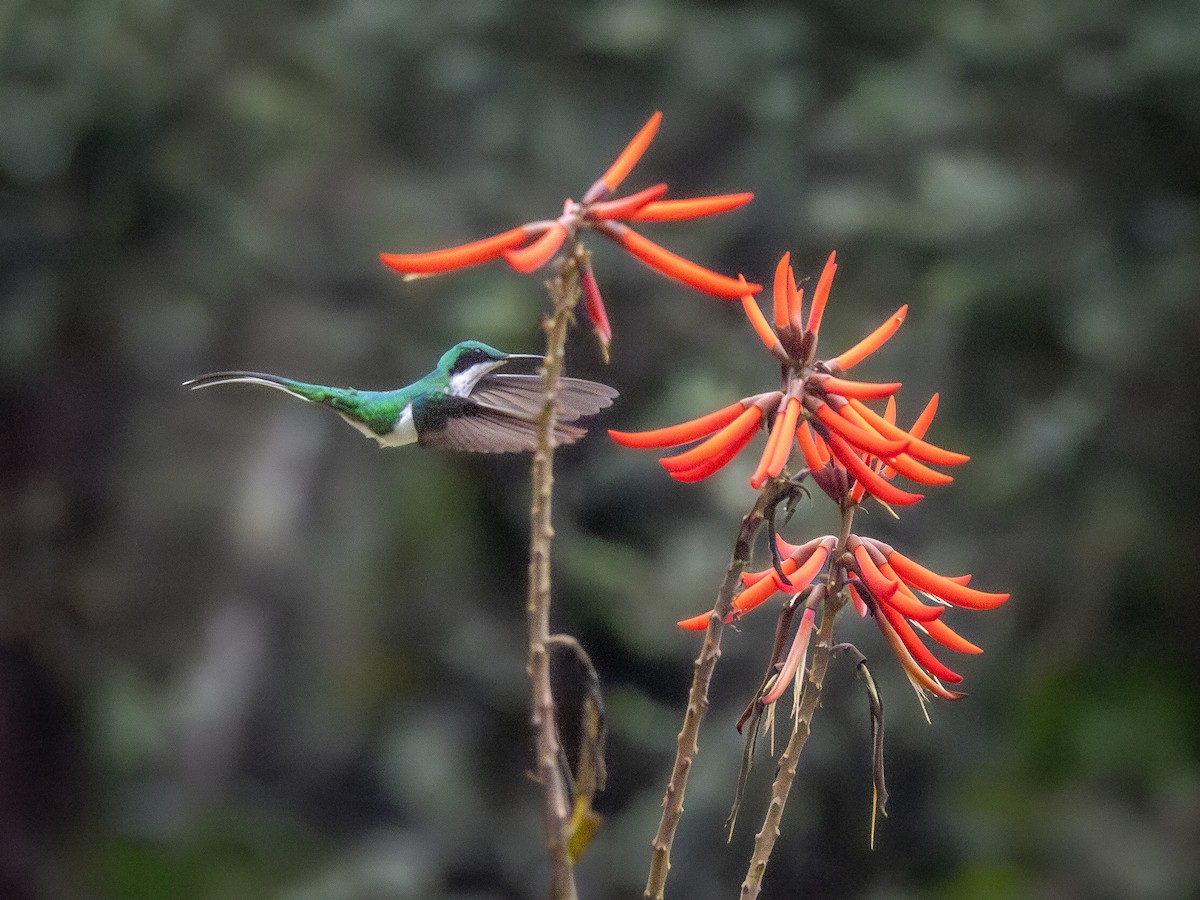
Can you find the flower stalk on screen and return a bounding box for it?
[527,244,587,900]
[644,478,796,900]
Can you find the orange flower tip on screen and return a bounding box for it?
[503,223,567,273]
[587,183,669,221]
[631,192,755,222]
[580,264,612,347]
[677,611,715,631]
[804,250,838,335]
[772,253,792,330]
[817,375,903,401]
[599,110,663,194]
[610,226,759,299]
[378,227,529,275]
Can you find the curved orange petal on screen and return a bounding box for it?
[762,606,817,704]
[606,225,759,299]
[740,281,783,356]
[764,397,801,480]
[660,404,764,472]
[669,419,760,482]
[831,305,907,371]
[920,617,983,655]
[816,375,902,401]
[887,551,1009,610]
[631,192,754,221]
[825,432,924,506]
[587,184,668,221]
[677,610,720,631]
[598,111,662,194]
[908,394,939,440]
[608,402,746,449]
[880,451,954,486]
[772,544,830,594]
[380,227,529,275]
[795,420,825,473]
[878,563,945,622]
[873,607,965,700]
[772,253,791,331]
[876,600,963,683]
[814,402,908,458]
[853,544,900,603]
[503,222,567,273]
[750,400,792,489]
[847,399,969,466]
[805,250,838,335]
[787,265,803,330]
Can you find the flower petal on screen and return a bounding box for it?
[764,397,801,480]
[609,402,746,448]
[876,600,963,683]
[503,222,567,273]
[814,375,902,401]
[772,253,791,331]
[847,399,969,466]
[920,617,983,655]
[669,418,760,482]
[603,224,760,299]
[796,419,826,474]
[580,260,612,355]
[831,305,908,371]
[872,603,963,699]
[597,111,662,195]
[762,606,817,704]
[805,251,838,336]
[740,279,783,357]
[631,192,754,221]
[587,184,668,221]
[771,543,830,595]
[677,610,720,631]
[825,431,924,506]
[814,401,908,458]
[380,226,529,275]
[886,551,1010,609]
[660,404,764,472]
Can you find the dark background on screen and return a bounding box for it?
[2,2,1198,898]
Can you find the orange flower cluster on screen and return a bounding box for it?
[610,252,967,504]
[677,531,1009,699]
[610,251,1008,699]
[846,535,1008,699]
[379,112,759,353]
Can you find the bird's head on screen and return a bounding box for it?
[440,341,543,396]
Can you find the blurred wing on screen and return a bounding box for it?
[471,374,618,422]
[418,408,587,453]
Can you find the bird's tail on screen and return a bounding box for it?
[183,372,336,404]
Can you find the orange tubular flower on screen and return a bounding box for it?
[610,251,955,503]
[761,604,819,705]
[677,537,835,629]
[380,111,758,312]
[846,535,1009,698]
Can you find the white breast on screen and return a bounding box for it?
[377,403,419,447]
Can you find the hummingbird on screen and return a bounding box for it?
[185,341,618,452]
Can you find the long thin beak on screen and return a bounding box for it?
[503,353,544,361]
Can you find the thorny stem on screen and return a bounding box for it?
[645,478,793,900]
[739,503,856,900]
[527,244,586,900]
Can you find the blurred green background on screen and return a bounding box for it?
[2,1,1198,898]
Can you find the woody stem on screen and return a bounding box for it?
[739,503,856,899]
[645,479,793,900]
[527,244,585,900]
